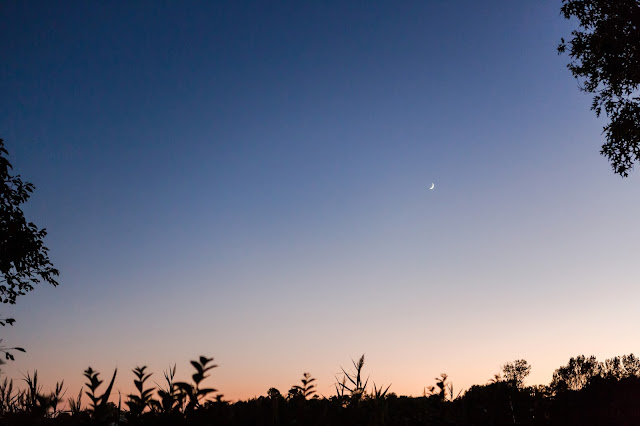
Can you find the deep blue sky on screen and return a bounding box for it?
[2,1,639,399]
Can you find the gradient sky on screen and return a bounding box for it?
[1,0,639,401]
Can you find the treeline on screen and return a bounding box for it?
[1,353,640,425]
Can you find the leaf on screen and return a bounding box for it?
[98,368,117,407]
[174,382,193,392]
[199,356,213,366]
[202,364,218,374]
[197,387,217,396]
[190,360,204,374]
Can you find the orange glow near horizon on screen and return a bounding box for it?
[4,341,640,404]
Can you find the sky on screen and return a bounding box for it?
[1,0,639,402]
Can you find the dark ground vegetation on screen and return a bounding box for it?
[1,353,640,426]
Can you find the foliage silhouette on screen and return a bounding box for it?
[67,387,83,416]
[501,359,531,389]
[433,373,448,401]
[290,372,316,400]
[336,354,369,405]
[551,354,600,391]
[83,366,117,422]
[49,380,65,417]
[0,139,59,364]
[174,355,217,413]
[151,364,181,415]
[126,366,154,418]
[558,0,640,176]
[23,371,46,415]
[0,339,25,364]
[266,387,283,424]
[267,387,282,399]
[0,353,639,424]
[370,382,391,400]
[0,138,59,305]
[424,373,458,402]
[0,377,18,415]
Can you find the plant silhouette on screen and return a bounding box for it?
[371,382,391,400]
[558,1,640,176]
[67,387,83,416]
[336,354,369,405]
[290,372,316,400]
[126,366,154,418]
[0,352,639,424]
[152,364,181,415]
[83,367,117,421]
[501,359,531,389]
[174,356,217,413]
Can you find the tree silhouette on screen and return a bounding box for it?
[0,139,59,305]
[501,359,531,389]
[558,1,640,176]
[0,139,59,363]
[551,354,600,392]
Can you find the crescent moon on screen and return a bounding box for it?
[429,183,435,190]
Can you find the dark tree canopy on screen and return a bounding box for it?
[0,139,58,305]
[559,0,640,176]
[501,359,531,389]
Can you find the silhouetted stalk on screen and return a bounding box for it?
[22,370,51,415]
[336,354,369,406]
[126,365,154,417]
[49,381,66,417]
[67,387,83,415]
[371,382,391,400]
[291,372,316,399]
[83,366,117,421]
[0,377,17,414]
[153,364,180,414]
[334,375,348,406]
